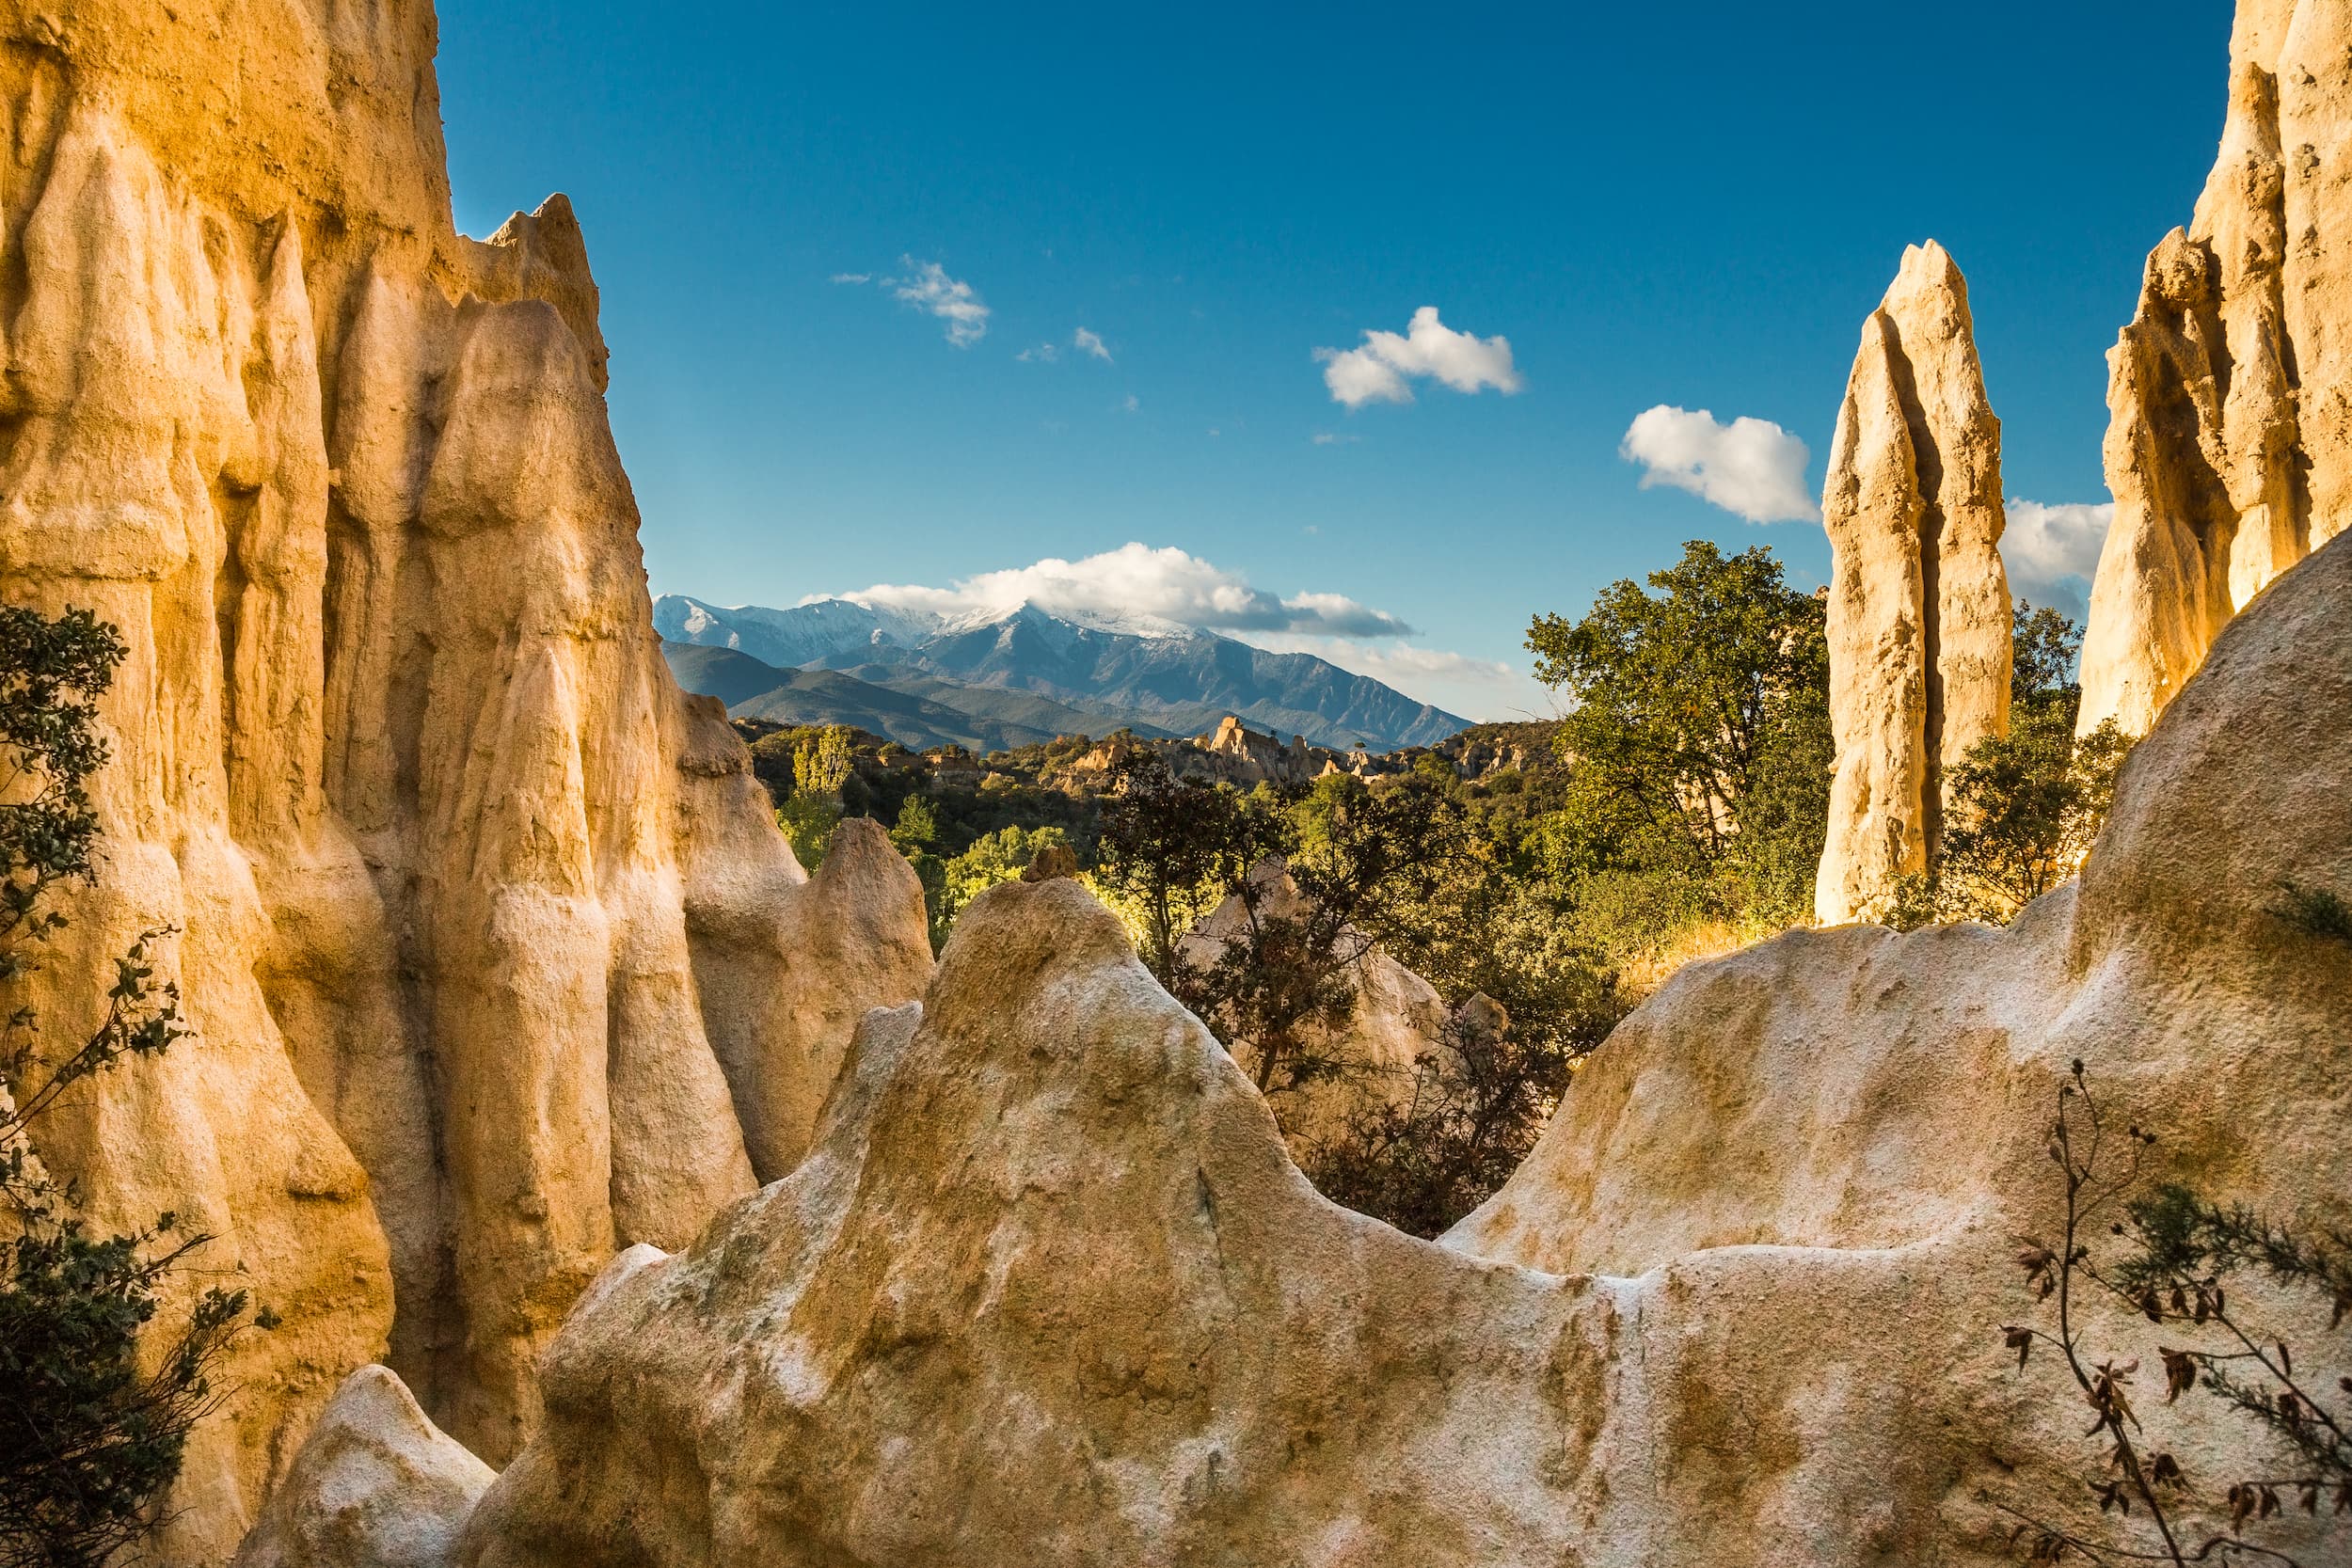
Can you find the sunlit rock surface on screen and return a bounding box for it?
[2078,0,2352,737]
[460,540,2349,1567]
[0,2,931,1552]
[1816,240,2011,926]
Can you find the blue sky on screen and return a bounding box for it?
[436,1,2233,721]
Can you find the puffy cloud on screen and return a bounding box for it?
[1016,342,1060,363]
[1073,326,1112,362]
[1314,307,1523,408]
[827,271,873,284]
[2005,499,2114,619]
[837,543,1415,639]
[1619,404,1818,523]
[2005,499,2112,590]
[884,258,990,347]
[1122,394,1140,413]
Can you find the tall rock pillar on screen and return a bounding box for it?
[1816,242,2013,926]
[2079,0,2352,737]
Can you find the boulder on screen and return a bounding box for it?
[1816,240,2012,925]
[231,1367,493,1568]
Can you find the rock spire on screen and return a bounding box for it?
[2077,0,2352,737]
[1815,241,2013,926]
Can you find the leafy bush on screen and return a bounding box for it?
[0,606,262,1568]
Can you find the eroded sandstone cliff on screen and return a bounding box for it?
[0,1,930,1553]
[1816,240,2012,926]
[2078,0,2352,737]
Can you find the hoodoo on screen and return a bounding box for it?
[0,0,931,1551]
[1814,241,2012,926]
[2078,0,2352,736]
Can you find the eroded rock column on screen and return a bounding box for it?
[1815,242,2012,926]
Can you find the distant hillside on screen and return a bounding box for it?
[662,641,1154,752]
[655,594,1469,751]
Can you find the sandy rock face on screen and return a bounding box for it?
[2079,0,2352,737]
[459,532,2350,1567]
[1815,241,2012,926]
[0,0,930,1547]
[231,1367,492,1568]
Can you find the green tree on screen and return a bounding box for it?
[0,606,261,1568]
[790,725,853,798]
[775,793,841,870]
[775,724,857,870]
[1523,540,1833,949]
[1925,604,2132,925]
[930,824,1073,948]
[1093,753,1240,983]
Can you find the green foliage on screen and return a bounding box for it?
[1523,539,1833,959]
[1095,754,1620,1236]
[927,825,1073,951]
[1903,605,2133,927]
[1995,1065,2349,1563]
[776,792,842,870]
[889,795,938,854]
[0,607,258,1568]
[1935,715,2129,922]
[791,725,853,799]
[1093,754,1242,982]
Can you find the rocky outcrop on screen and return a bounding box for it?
[0,0,931,1550]
[231,1367,492,1568]
[453,533,2351,1567]
[1816,241,2012,925]
[2078,0,2352,737]
[1177,863,1448,1148]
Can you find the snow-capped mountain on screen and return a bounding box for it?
[653,594,1469,752]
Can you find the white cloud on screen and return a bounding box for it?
[884,258,990,347]
[1016,342,1060,363]
[828,271,873,284]
[2005,499,2113,619]
[1235,630,1543,721]
[1619,404,1818,523]
[2005,499,2112,592]
[1314,306,1523,408]
[1311,432,1359,446]
[835,543,1415,639]
[1073,326,1112,362]
[1122,393,1140,412]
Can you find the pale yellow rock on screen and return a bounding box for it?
[457,531,2352,1568]
[231,1366,494,1568]
[0,1,933,1553]
[1817,241,2012,925]
[2079,0,2352,736]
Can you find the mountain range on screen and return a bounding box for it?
[654,594,1470,752]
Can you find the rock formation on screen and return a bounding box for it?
[1816,241,2013,925]
[2078,0,2352,737]
[1177,862,1449,1148]
[231,1366,492,1568]
[0,0,931,1551]
[451,532,2351,1567]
